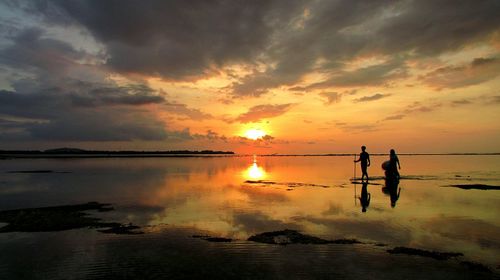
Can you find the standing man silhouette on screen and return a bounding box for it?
[354,146,370,181]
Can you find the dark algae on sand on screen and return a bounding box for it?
[248,229,362,245]
[0,202,142,234]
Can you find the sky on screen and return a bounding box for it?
[0,0,499,154]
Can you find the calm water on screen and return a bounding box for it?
[0,155,499,279]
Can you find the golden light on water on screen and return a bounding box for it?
[244,155,266,180]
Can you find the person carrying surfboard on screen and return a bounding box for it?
[354,146,370,181]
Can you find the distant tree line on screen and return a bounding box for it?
[0,148,234,155]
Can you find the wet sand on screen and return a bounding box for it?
[0,203,497,279]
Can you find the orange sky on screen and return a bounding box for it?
[0,1,499,153]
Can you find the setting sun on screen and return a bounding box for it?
[244,129,266,140]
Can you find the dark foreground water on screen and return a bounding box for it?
[0,155,499,279]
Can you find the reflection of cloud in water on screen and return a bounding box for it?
[321,203,344,216]
[238,187,289,204]
[292,216,413,244]
[424,216,500,249]
[233,211,302,235]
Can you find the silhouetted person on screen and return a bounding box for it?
[354,146,370,181]
[382,176,401,208]
[358,182,370,212]
[389,149,401,179]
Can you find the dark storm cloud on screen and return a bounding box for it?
[373,1,500,55]
[0,87,172,141]
[230,0,500,95]
[420,56,500,89]
[0,79,211,142]
[0,27,89,74]
[27,111,169,141]
[18,0,500,96]
[33,0,308,79]
[0,79,165,115]
[353,93,390,103]
[306,59,408,90]
[0,25,214,143]
[235,103,294,123]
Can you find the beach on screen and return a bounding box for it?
[0,155,499,279]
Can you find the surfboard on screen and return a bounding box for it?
[381,160,390,171]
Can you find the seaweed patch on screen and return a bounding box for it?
[387,246,463,260]
[0,202,142,234]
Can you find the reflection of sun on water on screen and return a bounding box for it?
[244,155,266,180]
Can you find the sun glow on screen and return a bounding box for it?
[244,155,266,180]
[244,129,266,140]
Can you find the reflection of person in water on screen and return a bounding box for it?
[354,146,370,181]
[382,176,401,208]
[358,182,370,212]
[389,149,401,179]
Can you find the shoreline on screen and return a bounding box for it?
[1,153,499,159]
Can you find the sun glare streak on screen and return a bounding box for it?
[243,155,266,180]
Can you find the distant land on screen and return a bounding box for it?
[0,148,234,158]
[0,148,498,159]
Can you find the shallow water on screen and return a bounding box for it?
[0,155,499,279]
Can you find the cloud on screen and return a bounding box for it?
[163,102,213,121]
[26,111,169,141]
[487,95,500,104]
[0,26,216,143]
[382,101,443,121]
[319,92,341,105]
[12,0,500,98]
[336,123,379,133]
[32,0,308,80]
[353,93,391,103]
[420,56,500,89]
[193,130,228,142]
[235,103,294,123]
[227,0,500,96]
[383,114,405,121]
[306,59,408,90]
[451,99,473,106]
[403,101,442,114]
[0,77,195,142]
[0,28,89,74]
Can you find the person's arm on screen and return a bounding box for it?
[367,193,371,203]
[367,154,371,166]
[397,157,401,169]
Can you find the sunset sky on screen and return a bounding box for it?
[0,0,499,154]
